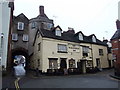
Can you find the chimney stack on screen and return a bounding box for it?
[39,6,45,15]
[116,20,120,29]
[67,27,75,34]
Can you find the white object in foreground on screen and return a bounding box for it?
[14,64,26,77]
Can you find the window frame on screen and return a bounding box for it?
[23,34,29,42]
[12,33,18,41]
[82,46,89,57]
[79,33,83,40]
[47,23,53,29]
[69,59,76,68]
[99,49,104,56]
[17,22,24,30]
[57,44,67,53]
[55,27,62,36]
[92,36,96,42]
[38,43,41,51]
[49,60,58,69]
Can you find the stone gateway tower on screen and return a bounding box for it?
[28,6,54,56]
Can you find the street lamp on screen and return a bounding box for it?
[0,56,1,66]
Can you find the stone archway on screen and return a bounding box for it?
[11,47,29,70]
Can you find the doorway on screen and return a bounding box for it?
[60,58,67,69]
[96,58,101,68]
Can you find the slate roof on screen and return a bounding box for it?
[34,26,107,46]
[111,20,120,40]
[111,29,120,40]
[13,13,29,24]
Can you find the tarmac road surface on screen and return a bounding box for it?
[2,69,120,89]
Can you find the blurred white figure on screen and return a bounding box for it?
[14,58,26,78]
[14,64,26,77]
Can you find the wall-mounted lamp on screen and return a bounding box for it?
[1,33,4,38]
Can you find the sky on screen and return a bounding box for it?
[14,0,120,41]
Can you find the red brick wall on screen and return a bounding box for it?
[111,39,120,61]
[111,38,120,76]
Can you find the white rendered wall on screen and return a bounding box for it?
[0,1,11,69]
[119,1,120,20]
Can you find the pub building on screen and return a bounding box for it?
[28,6,110,75]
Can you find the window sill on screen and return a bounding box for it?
[23,40,28,42]
[99,54,104,56]
[57,51,68,53]
[12,40,18,42]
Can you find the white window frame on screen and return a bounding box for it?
[58,44,67,52]
[23,34,28,41]
[17,22,24,30]
[12,33,18,41]
[55,28,61,36]
[79,33,83,40]
[92,36,96,42]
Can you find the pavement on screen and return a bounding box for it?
[109,74,120,80]
[2,69,120,89]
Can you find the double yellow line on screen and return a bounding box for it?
[14,77,20,90]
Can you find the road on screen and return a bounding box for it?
[2,69,120,89]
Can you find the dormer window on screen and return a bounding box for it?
[79,33,83,40]
[55,27,61,36]
[18,22,24,30]
[92,36,96,42]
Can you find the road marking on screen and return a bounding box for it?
[14,77,20,90]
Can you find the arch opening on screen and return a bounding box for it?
[11,48,29,70]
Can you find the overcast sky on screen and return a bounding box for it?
[14,0,120,41]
